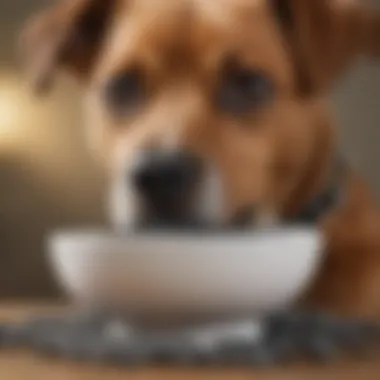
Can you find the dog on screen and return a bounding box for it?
[19,0,380,321]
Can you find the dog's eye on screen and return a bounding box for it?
[217,68,274,114]
[104,69,146,116]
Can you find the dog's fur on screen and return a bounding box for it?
[20,0,380,320]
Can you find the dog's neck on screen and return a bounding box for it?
[288,158,346,224]
[281,110,345,225]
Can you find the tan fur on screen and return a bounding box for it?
[20,0,380,320]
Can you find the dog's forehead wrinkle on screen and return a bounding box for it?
[97,0,195,77]
[128,0,263,15]
[99,0,277,77]
[128,0,193,35]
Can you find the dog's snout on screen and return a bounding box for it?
[132,150,201,212]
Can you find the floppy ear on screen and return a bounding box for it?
[19,0,116,94]
[271,0,380,94]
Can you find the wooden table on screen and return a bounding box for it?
[0,303,379,380]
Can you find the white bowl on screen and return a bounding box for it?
[47,227,324,318]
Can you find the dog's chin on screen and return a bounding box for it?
[135,215,222,232]
[131,207,259,233]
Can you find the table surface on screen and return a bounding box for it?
[0,303,379,380]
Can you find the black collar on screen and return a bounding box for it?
[291,159,347,224]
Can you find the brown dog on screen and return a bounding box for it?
[19,0,380,320]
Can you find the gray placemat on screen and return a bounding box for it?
[0,311,379,367]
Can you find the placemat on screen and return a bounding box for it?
[0,311,378,366]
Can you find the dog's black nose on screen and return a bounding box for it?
[132,151,201,216]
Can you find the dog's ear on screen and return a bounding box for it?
[271,0,380,94]
[19,0,116,94]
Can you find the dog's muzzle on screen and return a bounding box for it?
[115,150,258,231]
[132,150,202,227]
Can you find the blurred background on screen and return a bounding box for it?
[0,0,379,299]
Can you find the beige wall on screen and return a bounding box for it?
[0,1,106,298]
[0,1,379,298]
[332,60,380,199]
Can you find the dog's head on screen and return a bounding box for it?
[20,0,380,229]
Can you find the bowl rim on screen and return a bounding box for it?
[47,224,322,246]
